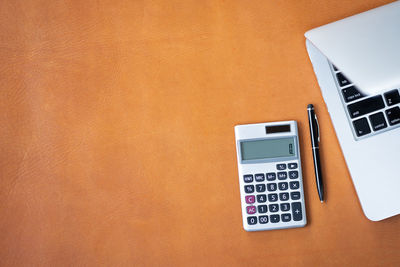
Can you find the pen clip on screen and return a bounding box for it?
[315,114,320,143]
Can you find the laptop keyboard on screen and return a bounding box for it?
[332,64,400,139]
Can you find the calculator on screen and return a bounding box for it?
[234,121,307,231]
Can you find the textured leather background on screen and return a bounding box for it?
[1,0,399,266]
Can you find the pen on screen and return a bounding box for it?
[307,104,324,203]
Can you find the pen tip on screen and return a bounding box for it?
[321,200,324,203]
[307,104,314,109]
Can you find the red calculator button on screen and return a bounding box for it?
[246,206,256,214]
[245,195,255,204]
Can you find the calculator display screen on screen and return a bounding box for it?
[240,137,295,160]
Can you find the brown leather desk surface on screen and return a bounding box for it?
[1,0,399,266]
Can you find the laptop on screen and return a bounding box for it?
[305,1,400,221]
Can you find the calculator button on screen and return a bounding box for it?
[258,205,268,213]
[290,192,301,200]
[256,194,267,203]
[255,173,265,182]
[288,163,298,169]
[246,206,256,214]
[279,192,289,201]
[292,202,303,221]
[259,215,269,224]
[247,216,257,225]
[269,204,279,213]
[386,107,400,126]
[369,112,387,132]
[243,174,253,183]
[280,203,290,212]
[244,185,255,193]
[281,213,291,222]
[270,215,280,223]
[353,117,371,137]
[289,171,299,179]
[268,193,278,202]
[266,173,276,181]
[267,183,277,192]
[278,182,288,191]
[245,195,255,204]
[289,181,300,190]
[277,172,287,180]
[256,184,266,192]
[276,163,287,170]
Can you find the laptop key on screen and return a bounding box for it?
[353,118,371,137]
[384,89,400,106]
[336,72,352,87]
[369,112,387,131]
[347,95,385,119]
[341,86,364,103]
[385,107,400,126]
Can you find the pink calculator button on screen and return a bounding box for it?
[245,195,255,204]
[246,206,256,214]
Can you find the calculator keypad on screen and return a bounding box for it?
[242,161,304,228]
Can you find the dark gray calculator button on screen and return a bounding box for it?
[267,183,277,192]
[290,191,301,200]
[258,205,268,213]
[369,112,387,132]
[266,173,276,181]
[277,172,287,180]
[289,171,299,179]
[353,117,371,137]
[278,182,288,191]
[244,185,255,193]
[288,163,298,169]
[255,173,265,182]
[247,216,257,225]
[276,163,286,170]
[292,202,303,221]
[289,181,300,190]
[386,107,400,126]
[279,192,289,201]
[256,184,266,192]
[384,89,400,106]
[257,194,267,203]
[280,203,290,211]
[268,193,278,202]
[259,215,268,224]
[243,174,253,183]
[269,204,279,213]
[270,215,280,223]
[282,213,291,222]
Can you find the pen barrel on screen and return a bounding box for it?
[312,147,324,201]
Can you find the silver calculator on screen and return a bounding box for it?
[234,121,307,231]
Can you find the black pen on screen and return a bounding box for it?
[307,104,324,203]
